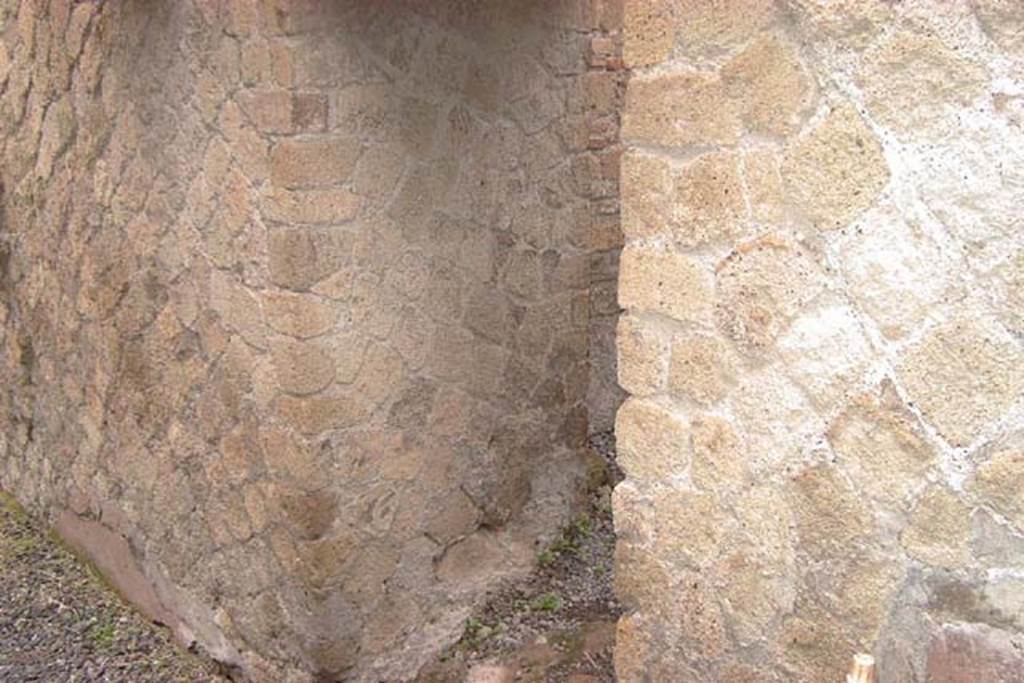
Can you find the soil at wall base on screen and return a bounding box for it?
[0,493,225,682]
[418,431,623,683]
[0,431,621,683]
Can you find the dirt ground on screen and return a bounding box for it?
[418,432,623,682]
[0,492,224,683]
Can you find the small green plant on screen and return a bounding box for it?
[532,592,562,612]
[537,513,595,568]
[87,615,118,650]
[574,515,591,539]
[460,617,501,649]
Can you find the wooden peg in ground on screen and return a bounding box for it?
[846,653,876,683]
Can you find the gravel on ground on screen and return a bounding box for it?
[0,492,224,683]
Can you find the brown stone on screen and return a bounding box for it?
[54,511,178,630]
[270,136,362,189]
[273,389,369,436]
[279,488,338,541]
[262,290,338,339]
[925,623,1024,683]
[262,187,360,225]
[270,337,336,396]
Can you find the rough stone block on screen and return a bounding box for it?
[897,316,1024,448]
[615,398,690,482]
[969,431,1024,530]
[262,187,360,225]
[619,242,713,324]
[270,135,361,189]
[901,486,972,569]
[667,334,738,406]
[715,235,825,352]
[622,0,674,67]
[827,383,936,508]
[616,314,669,396]
[622,71,740,148]
[722,34,814,137]
[781,102,889,231]
[671,151,744,247]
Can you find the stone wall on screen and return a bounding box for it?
[0,1,621,680]
[614,0,1024,680]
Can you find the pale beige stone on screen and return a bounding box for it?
[615,398,690,483]
[728,368,822,472]
[831,554,903,636]
[690,415,748,493]
[777,304,874,412]
[785,0,894,50]
[667,334,738,406]
[828,383,936,508]
[623,0,675,67]
[622,71,741,148]
[741,146,786,226]
[996,250,1024,337]
[782,102,889,231]
[901,485,972,569]
[674,0,775,57]
[619,242,713,324]
[671,151,744,247]
[653,490,730,567]
[897,315,1024,447]
[839,204,951,341]
[616,315,669,397]
[781,606,858,681]
[787,464,874,559]
[621,151,671,240]
[973,0,1024,52]
[722,34,814,137]
[970,432,1024,530]
[858,29,988,136]
[715,235,826,352]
